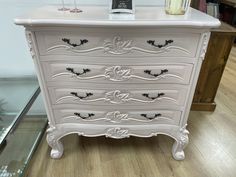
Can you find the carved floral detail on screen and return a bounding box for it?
[104,36,133,55]
[46,123,64,159]
[179,124,189,146]
[46,133,56,146]
[105,111,128,123]
[105,90,130,104]
[106,127,129,139]
[47,122,56,133]
[57,89,173,104]
[104,66,131,81]
[62,110,173,123]
[172,124,189,160]
[53,64,183,82]
[25,31,36,59]
[46,123,57,146]
[199,32,210,61]
[47,35,190,55]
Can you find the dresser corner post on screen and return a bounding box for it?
[172,125,189,160]
[46,125,64,159]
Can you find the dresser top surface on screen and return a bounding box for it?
[15,5,220,28]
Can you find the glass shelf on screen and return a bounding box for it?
[0,79,47,177]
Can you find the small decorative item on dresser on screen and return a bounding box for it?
[58,0,70,11]
[70,0,82,13]
[110,0,134,14]
[165,0,190,15]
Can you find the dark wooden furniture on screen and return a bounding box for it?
[192,22,236,111]
[220,0,236,26]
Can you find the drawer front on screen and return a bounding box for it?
[36,29,200,58]
[53,108,182,126]
[43,62,193,84]
[49,85,187,106]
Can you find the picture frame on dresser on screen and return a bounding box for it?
[110,0,135,14]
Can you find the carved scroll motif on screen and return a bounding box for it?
[47,36,190,55]
[199,32,211,61]
[25,31,36,59]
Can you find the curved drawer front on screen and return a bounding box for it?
[36,30,200,58]
[43,63,193,84]
[53,108,182,126]
[49,86,187,106]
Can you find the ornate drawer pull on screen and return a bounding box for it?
[147,40,174,48]
[144,69,168,77]
[70,92,93,99]
[142,93,165,100]
[74,113,95,119]
[66,68,91,76]
[140,113,162,120]
[62,38,88,47]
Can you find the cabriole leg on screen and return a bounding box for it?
[46,126,64,159]
[172,125,189,160]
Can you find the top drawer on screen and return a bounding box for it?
[35,29,200,58]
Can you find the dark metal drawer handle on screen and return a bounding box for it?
[62,38,88,47]
[70,92,93,100]
[74,113,95,119]
[66,68,91,76]
[144,69,168,77]
[142,93,165,100]
[141,114,162,120]
[147,40,174,48]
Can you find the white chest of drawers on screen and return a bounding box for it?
[15,6,220,160]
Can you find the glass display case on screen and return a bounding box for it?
[0,78,47,177]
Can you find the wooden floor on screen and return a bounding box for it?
[25,47,236,177]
